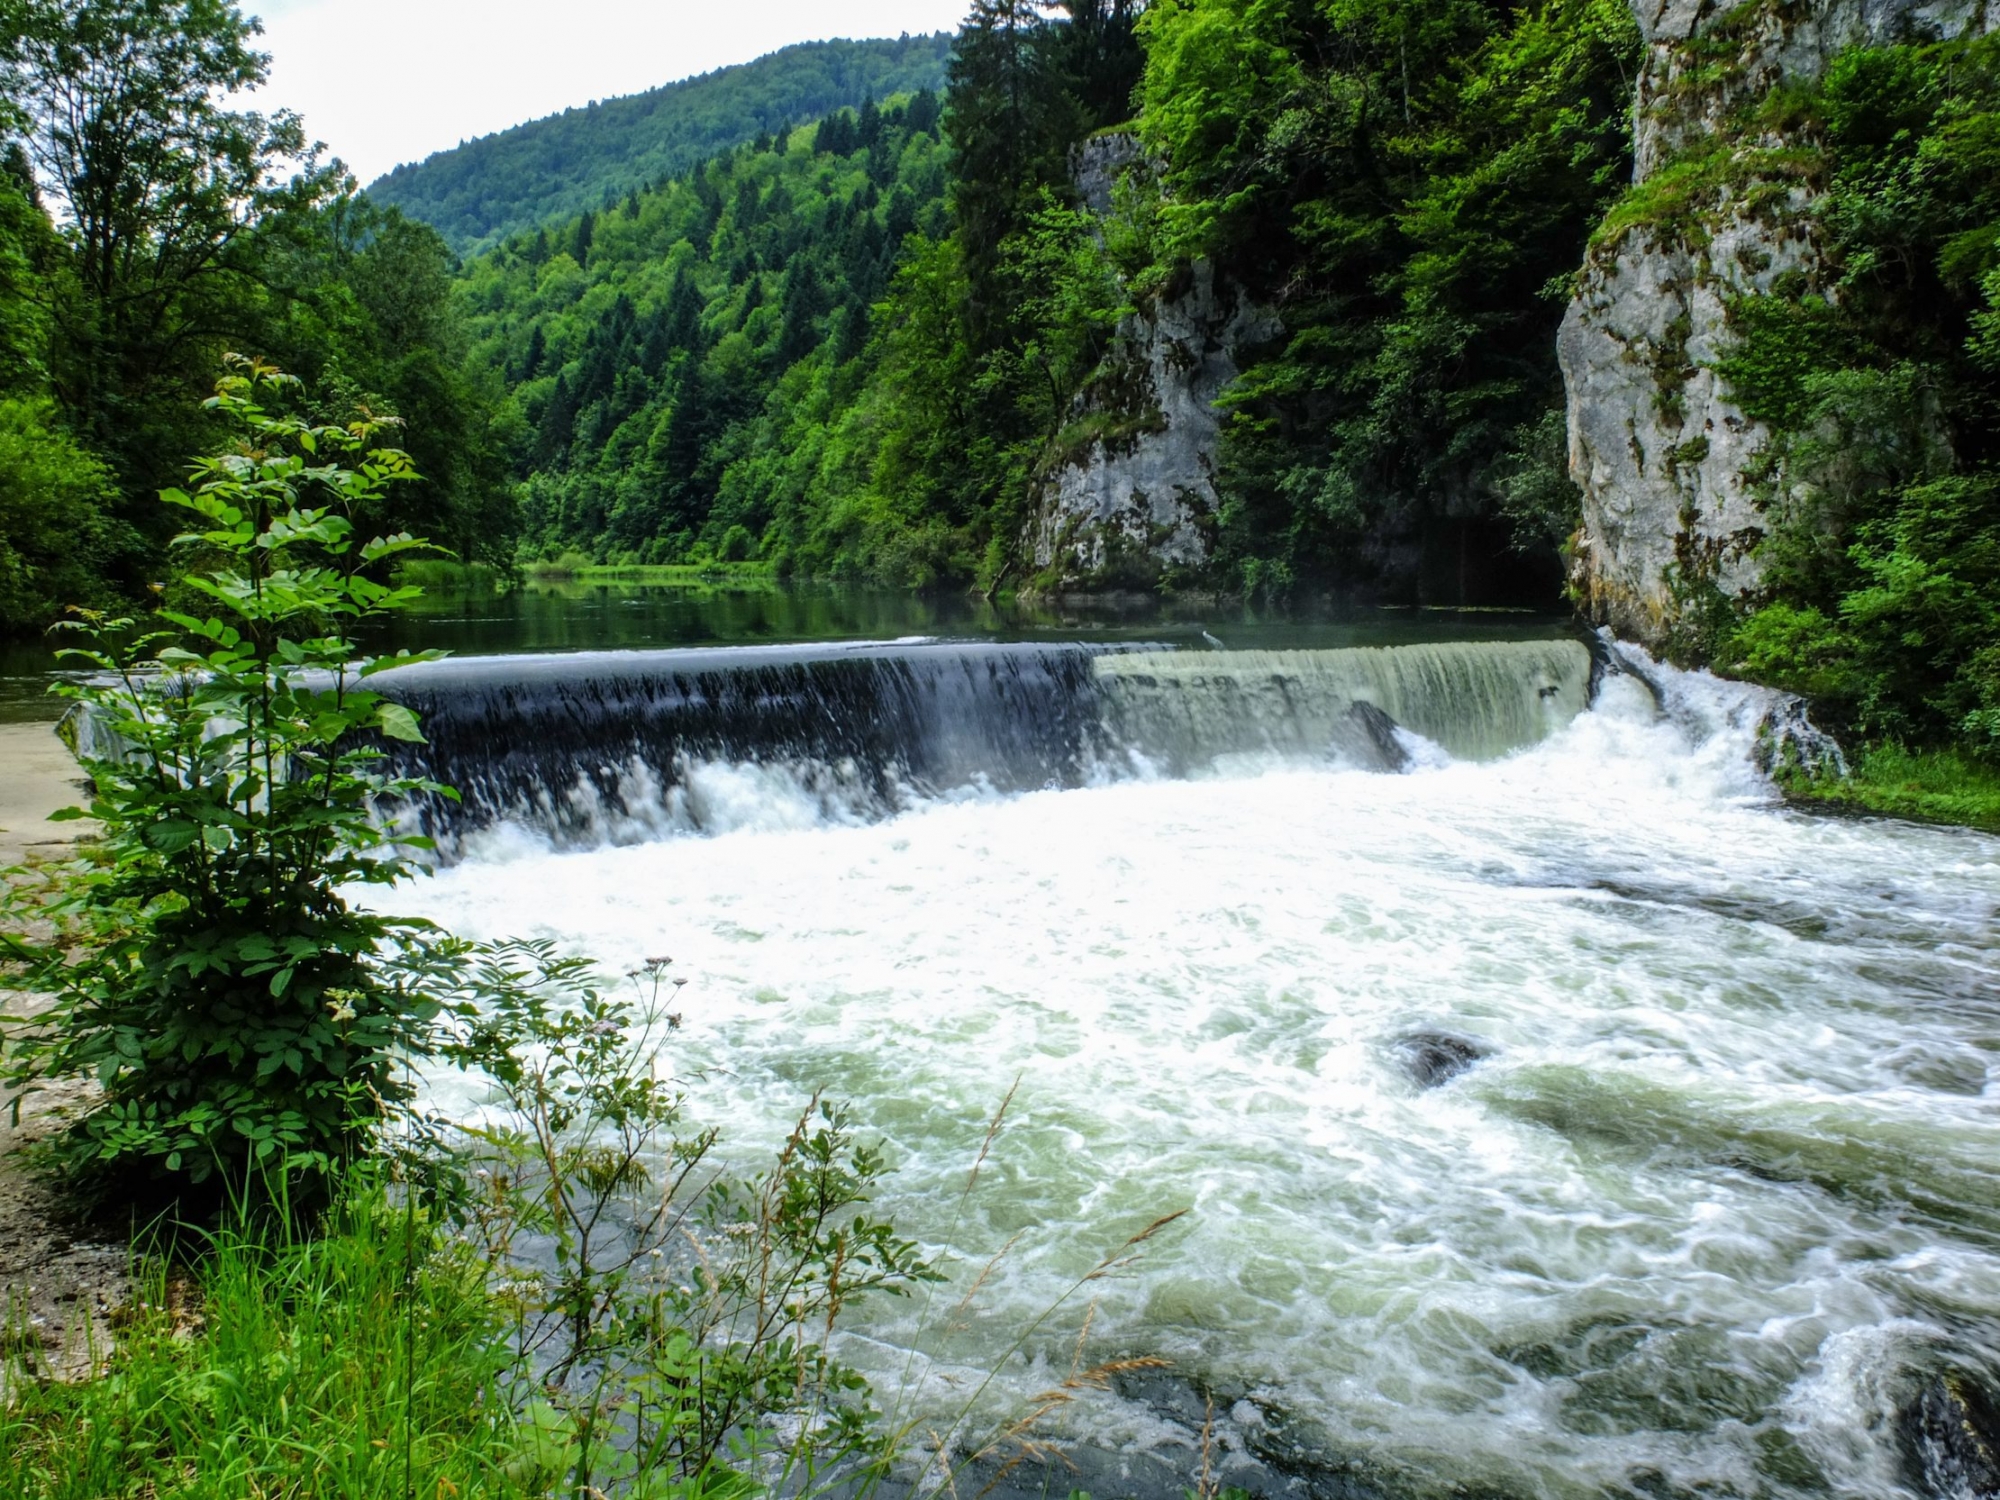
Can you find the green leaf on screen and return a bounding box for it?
[375,702,426,744]
[143,820,201,854]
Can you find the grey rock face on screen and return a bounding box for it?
[1074,131,1144,216]
[1559,209,1818,641]
[1027,138,1280,588]
[1900,1371,2000,1500]
[1629,0,1994,174]
[1561,0,1993,647]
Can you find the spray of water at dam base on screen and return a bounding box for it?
[367,634,1999,1500]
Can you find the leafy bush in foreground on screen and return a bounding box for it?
[2,358,450,1209]
[431,941,937,1496]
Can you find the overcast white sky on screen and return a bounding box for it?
[246,0,971,184]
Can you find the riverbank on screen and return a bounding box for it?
[0,720,121,1381]
[1780,742,2000,834]
[518,559,777,586]
[0,723,91,865]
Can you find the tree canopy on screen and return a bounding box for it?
[366,35,954,255]
[0,0,510,629]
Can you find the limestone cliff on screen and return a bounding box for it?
[1025,136,1280,589]
[1561,0,1996,647]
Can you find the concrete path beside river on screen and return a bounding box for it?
[0,719,123,1384]
[0,720,92,864]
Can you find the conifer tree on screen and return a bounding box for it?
[537,373,578,467]
[945,0,1081,338]
[776,256,826,366]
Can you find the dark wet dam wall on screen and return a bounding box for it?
[370,637,1594,853]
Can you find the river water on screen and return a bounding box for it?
[369,609,2000,1500]
[0,578,1567,722]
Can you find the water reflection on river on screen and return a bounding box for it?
[0,575,1566,721]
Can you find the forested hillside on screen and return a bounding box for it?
[457,0,1151,584]
[1132,0,1640,598]
[368,35,953,254]
[8,0,2000,780]
[457,93,958,573]
[476,0,1639,599]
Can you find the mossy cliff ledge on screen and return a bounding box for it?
[1560,0,1996,648]
[1027,135,1281,589]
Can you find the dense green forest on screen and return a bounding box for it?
[461,0,1150,584]
[1698,31,2000,756]
[0,0,511,633]
[368,34,954,255]
[5,0,2000,773]
[457,91,961,575]
[1127,0,1641,599]
[475,0,1639,596]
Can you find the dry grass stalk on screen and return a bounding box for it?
[965,1075,1020,1196]
[964,1353,1175,1497]
[1084,1208,1191,1282]
[1067,1299,1097,1382]
[949,1230,1025,1332]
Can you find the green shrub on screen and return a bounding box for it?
[1719,600,1859,702]
[0,398,130,633]
[1,358,452,1213]
[433,941,937,1494]
[1725,475,2000,742]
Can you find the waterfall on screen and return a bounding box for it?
[393,631,1999,1500]
[374,641,1114,850]
[373,636,1596,854]
[1094,639,1592,768]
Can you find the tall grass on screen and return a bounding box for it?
[1,1000,1195,1500]
[0,1193,536,1499]
[1782,742,2000,831]
[393,557,513,593]
[0,1125,1200,1500]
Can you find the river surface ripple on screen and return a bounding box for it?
[397,670,2000,1500]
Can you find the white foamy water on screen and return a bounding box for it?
[391,665,2000,1500]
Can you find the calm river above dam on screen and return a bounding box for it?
[337,597,2000,1500]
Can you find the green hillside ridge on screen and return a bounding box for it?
[457,93,957,573]
[367,34,952,253]
[475,0,1640,599]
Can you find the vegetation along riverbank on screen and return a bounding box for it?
[4,0,1999,814]
[0,364,1094,1498]
[2,0,2000,1495]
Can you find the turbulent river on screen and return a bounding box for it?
[378,635,2000,1500]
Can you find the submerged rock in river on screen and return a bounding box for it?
[1392,1032,1494,1089]
[1903,1371,2000,1500]
[1327,701,1412,773]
